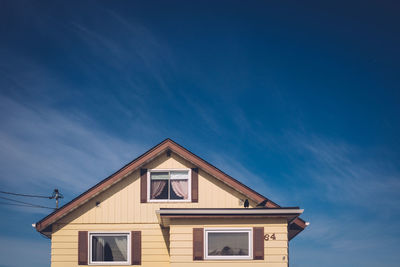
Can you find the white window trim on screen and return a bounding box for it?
[204,228,253,260]
[88,231,131,265]
[147,169,192,202]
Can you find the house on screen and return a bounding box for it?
[35,139,307,267]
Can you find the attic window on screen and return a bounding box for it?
[148,169,191,201]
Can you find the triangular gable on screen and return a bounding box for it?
[35,138,306,239]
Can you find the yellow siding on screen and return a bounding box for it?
[58,152,257,225]
[50,152,287,267]
[169,218,288,267]
[51,223,170,267]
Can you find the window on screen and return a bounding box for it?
[148,169,190,201]
[205,229,252,260]
[89,232,130,265]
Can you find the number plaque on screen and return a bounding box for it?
[264,233,276,241]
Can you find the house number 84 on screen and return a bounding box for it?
[264,233,276,241]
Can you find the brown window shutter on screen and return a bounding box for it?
[78,231,88,265]
[193,228,204,260]
[131,231,142,265]
[140,169,147,203]
[253,227,264,260]
[191,168,198,203]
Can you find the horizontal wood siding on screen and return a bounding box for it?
[51,224,170,267]
[50,152,283,267]
[58,153,257,226]
[169,218,288,267]
[169,264,288,267]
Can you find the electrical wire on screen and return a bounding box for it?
[0,190,51,199]
[0,196,55,210]
[0,201,54,210]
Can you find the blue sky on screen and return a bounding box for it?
[0,0,399,266]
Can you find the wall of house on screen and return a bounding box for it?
[50,152,259,267]
[51,223,170,267]
[169,218,288,267]
[58,152,257,225]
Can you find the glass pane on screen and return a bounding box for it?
[150,179,168,199]
[92,235,127,262]
[207,232,249,256]
[170,171,188,180]
[150,172,169,180]
[170,180,188,199]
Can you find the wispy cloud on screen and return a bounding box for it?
[288,134,400,266]
[65,8,176,98]
[293,135,400,212]
[205,150,285,203]
[0,6,184,212]
[0,95,147,208]
[292,213,400,267]
[302,214,398,250]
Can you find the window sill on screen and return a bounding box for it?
[203,259,258,262]
[88,262,130,266]
[204,256,253,260]
[148,199,192,203]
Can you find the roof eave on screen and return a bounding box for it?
[156,208,303,227]
[35,138,308,239]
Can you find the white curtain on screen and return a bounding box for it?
[114,236,127,261]
[151,180,167,199]
[170,171,188,199]
[92,237,104,261]
[171,180,188,199]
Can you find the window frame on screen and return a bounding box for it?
[88,231,131,265]
[204,228,253,260]
[147,169,192,202]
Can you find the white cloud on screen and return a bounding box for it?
[205,150,285,204]
[0,96,147,208]
[292,135,400,211]
[287,134,400,266]
[292,214,400,267]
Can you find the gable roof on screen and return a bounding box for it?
[35,138,307,239]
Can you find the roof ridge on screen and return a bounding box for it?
[35,138,306,240]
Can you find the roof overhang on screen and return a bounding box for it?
[156,208,303,228]
[35,139,308,240]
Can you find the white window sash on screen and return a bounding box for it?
[147,169,192,202]
[170,170,189,180]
